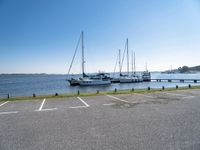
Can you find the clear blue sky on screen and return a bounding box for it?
[0,0,200,74]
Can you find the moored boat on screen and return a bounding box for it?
[142,71,151,81]
[68,78,80,86]
[142,63,151,81]
[79,78,111,86]
[67,32,111,86]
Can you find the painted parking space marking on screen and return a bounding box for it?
[38,98,46,111]
[106,95,129,103]
[69,97,90,109]
[77,97,90,107]
[0,101,18,115]
[0,111,18,115]
[0,101,9,107]
[37,108,57,112]
[182,96,195,99]
[36,98,57,112]
[103,103,115,106]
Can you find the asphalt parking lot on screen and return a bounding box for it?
[0,89,200,150]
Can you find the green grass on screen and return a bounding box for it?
[1,85,200,102]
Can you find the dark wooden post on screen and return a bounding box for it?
[33,93,36,98]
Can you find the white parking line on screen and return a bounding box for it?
[0,101,9,107]
[0,111,18,115]
[77,97,90,107]
[36,108,57,112]
[69,97,90,109]
[182,96,195,99]
[36,98,57,111]
[106,95,129,103]
[103,103,115,106]
[38,98,46,111]
[69,106,89,109]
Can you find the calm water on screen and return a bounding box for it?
[0,73,200,97]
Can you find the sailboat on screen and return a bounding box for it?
[130,51,143,82]
[67,32,111,86]
[142,63,151,81]
[119,38,135,83]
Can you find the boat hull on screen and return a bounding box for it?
[142,71,151,82]
[119,77,140,83]
[68,79,80,86]
[79,79,111,86]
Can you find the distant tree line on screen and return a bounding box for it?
[178,65,200,73]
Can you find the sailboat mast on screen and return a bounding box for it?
[119,49,121,75]
[126,38,129,76]
[134,52,136,75]
[145,62,148,72]
[131,51,134,76]
[81,31,85,77]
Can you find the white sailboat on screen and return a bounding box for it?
[119,38,135,83]
[68,32,111,86]
[131,51,143,82]
[142,63,151,81]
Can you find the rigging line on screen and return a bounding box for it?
[67,33,82,75]
[120,39,127,73]
[113,53,119,77]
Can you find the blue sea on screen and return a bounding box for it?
[0,72,200,98]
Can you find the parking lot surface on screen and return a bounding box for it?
[0,89,200,150]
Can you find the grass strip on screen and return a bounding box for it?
[1,85,200,102]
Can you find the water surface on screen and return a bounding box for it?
[0,73,200,97]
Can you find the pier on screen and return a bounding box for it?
[151,79,200,83]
